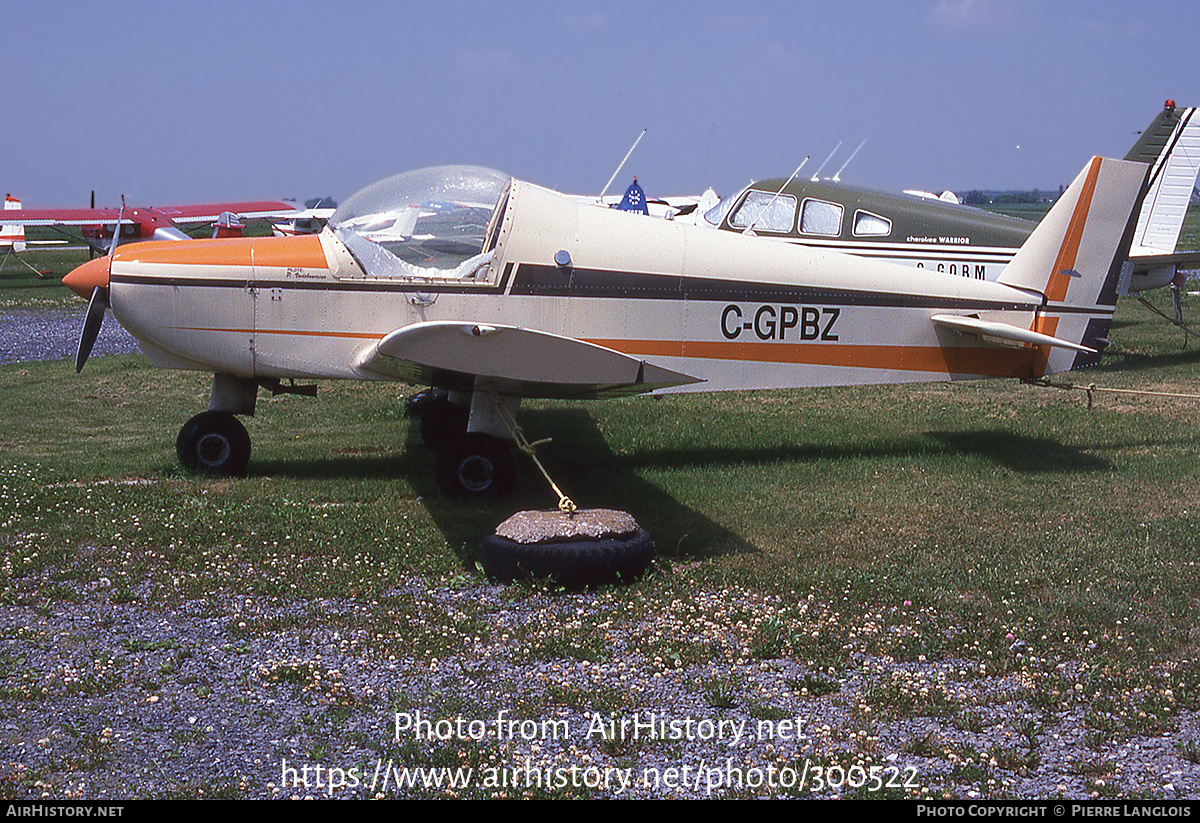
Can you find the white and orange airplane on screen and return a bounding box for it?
[62,157,1148,497]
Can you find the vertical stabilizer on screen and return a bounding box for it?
[997,157,1149,375]
[1,195,26,252]
[1125,104,1200,255]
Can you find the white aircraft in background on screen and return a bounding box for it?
[271,197,337,238]
[1,194,26,252]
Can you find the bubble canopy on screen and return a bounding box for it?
[329,165,512,279]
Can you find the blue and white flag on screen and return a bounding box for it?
[616,178,648,214]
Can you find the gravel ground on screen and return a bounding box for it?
[2,568,1200,800]
[2,311,1199,801]
[0,308,139,365]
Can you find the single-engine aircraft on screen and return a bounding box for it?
[271,197,338,238]
[697,102,1200,302]
[0,197,300,255]
[62,156,1148,498]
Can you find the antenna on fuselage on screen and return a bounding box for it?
[810,141,842,182]
[598,129,647,204]
[743,157,808,236]
[831,140,866,182]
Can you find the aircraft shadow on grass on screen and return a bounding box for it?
[248,405,1128,569]
[1094,344,1200,374]
[250,406,760,567]
[925,430,1112,473]
[612,427,1113,475]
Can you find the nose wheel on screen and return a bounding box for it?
[176,411,251,476]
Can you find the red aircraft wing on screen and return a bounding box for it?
[0,200,298,226]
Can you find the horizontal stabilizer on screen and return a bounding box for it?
[931,314,1096,354]
[354,321,702,398]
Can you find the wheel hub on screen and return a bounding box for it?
[195,433,232,467]
[457,455,496,492]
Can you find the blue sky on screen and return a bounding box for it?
[5,0,1198,207]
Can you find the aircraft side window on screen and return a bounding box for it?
[799,199,843,236]
[853,210,891,237]
[728,191,797,233]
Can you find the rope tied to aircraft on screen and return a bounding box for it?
[486,384,577,515]
[1028,377,1200,408]
[1135,293,1200,347]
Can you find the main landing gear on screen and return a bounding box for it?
[436,432,516,499]
[173,375,521,498]
[407,387,520,499]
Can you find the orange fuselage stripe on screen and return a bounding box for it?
[1044,157,1101,303]
[116,234,329,269]
[162,328,1039,378]
[585,337,1038,378]
[171,327,385,341]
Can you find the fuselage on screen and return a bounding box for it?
[91,169,1121,400]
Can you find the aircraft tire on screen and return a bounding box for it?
[480,529,655,588]
[404,388,447,418]
[176,411,251,477]
[418,399,469,451]
[436,433,515,498]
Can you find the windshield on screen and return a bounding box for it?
[703,184,748,227]
[330,165,512,279]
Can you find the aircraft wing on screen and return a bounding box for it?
[274,207,335,220]
[353,321,703,399]
[1114,248,1200,293]
[0,207,137,227]
[0,201,298,226]
[153,201,300,222]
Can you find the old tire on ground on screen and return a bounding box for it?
[480,528,655,588]
[436,433,515,498]
[176,411,251,477]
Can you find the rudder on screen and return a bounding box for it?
[997,157,1149,375]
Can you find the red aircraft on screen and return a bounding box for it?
[0,195,299,255]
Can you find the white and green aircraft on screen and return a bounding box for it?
[696,102,1200,303]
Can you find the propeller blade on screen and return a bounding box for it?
[76,285,108,373]
[107,195,125,256]
[88,191,96,259]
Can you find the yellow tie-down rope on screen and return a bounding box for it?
[1026,377,1200,408]
[486,384,577,515]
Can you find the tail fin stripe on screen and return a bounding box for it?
[1045,157,1102,303]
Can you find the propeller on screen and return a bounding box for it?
[108,195,124,256]
[88,190,96,260]
[63,198,119,371]
[76,285,109,372]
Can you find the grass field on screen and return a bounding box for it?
[6,220,1200,797]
